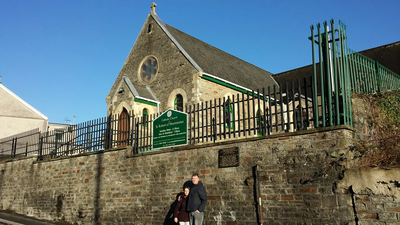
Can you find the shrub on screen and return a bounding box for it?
[357,90,400,167]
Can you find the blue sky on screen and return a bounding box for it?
[1,0,399,124]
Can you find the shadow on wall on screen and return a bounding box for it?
[94,153,103,225]
[0,169,4,207]
[163,180,193,225]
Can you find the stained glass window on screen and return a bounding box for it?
[139,56,158,84]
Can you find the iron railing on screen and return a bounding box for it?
[310,20,353,128]
[347,49,400,94]
[3,68,398,160]
[184,81,313,147]
[310,19,400,129]
[1,77,329,159]
[0,128,40,160]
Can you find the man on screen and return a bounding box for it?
[187,173,207,225]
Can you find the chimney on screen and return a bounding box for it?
[0,75,2,83]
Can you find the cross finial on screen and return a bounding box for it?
[150,2,157,15]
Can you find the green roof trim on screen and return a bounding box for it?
[201,74,274,102]
[134,98,158,106]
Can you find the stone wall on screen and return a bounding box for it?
[338,168,400,224]
[0,96,399,225]
[0,127,355,225]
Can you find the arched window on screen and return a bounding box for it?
[256,109,264,136]
[118,108,130,147]
[142,108,149,127]
[174,94,184,111]
[224,99,233,129]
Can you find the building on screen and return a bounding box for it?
[0,76,49,139]
[106,5,278,120]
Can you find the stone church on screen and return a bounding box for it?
[106,4,278,120]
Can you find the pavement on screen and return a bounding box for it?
[0,211,58,225]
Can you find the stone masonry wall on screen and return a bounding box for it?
[1,127,356,225]
[0,96,399,225]
[338,168,400,224]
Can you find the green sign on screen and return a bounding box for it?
[153,109,188,149]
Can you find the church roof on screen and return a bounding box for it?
[152,13,278,91]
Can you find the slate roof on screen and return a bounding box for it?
[359,41,400,75]
[152,13,278,91]
[134,85,158,101]
[110,76,159,104]
[0,82,48,120]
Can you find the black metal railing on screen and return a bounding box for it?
[0,77,330,160]
[2,73,385,161]
[185,80,313,147]
[0,128,40,160]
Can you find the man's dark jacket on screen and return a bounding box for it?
[187,181,207,212]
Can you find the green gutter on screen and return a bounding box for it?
[134,98,158,106]
[202,74,275,102]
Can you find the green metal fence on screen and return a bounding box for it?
[310,20,353,128]
[347,49,400,93]
[377,64,400,92]
[310,19,400,128]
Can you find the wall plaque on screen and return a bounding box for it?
[218,147,239,168]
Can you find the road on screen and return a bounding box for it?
[0,211,57,225]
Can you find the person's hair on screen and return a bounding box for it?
[183,186,190,191]
[192,173,199,178]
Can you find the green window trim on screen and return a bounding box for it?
[134,98,158,107]
[202,74,275,103]
[174,94,183,111]
[256,109,264,135]
[142,108,149,127]
[224,99,234,129]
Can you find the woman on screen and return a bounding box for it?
[174,186,190,225]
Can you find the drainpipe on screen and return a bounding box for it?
[257,164,263,225]
[349,186,359,225]
[254,164,263,225]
